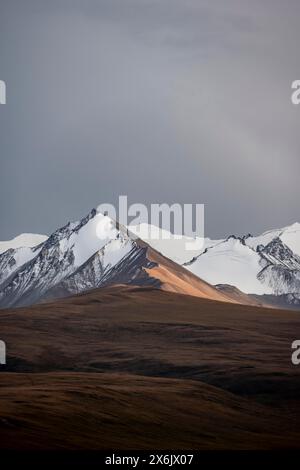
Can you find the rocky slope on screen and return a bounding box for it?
[0,210,234,308]
[133,222,300,307]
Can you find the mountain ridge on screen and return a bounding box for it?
[0,209,236,308]
[1,211,299,309]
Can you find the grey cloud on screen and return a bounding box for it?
[0,0,299,240]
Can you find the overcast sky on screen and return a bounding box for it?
[0,0,299,240]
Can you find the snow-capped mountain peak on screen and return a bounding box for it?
[1,213,299,309]
[0,208,240,308]
[0,233,48,255]
[245,222,300,255]
[132,221,300,306]
[0,210,134,308]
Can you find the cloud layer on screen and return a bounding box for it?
[0,0,299,239]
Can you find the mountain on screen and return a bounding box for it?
[0,233,48,254]
[129,223,221,264]
[0,209,235,309]
[133,222,300,307]
[1,211,299,309]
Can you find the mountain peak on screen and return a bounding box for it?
[0,233,48,255]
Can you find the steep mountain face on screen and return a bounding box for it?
[257,238,300,296]
[43,243,160,302]
[133,222,300,307]
[185,237,269,295]
[0,210,136,308]
[2,211,299,309]
[199,227,300,306]
[0,210,235,308]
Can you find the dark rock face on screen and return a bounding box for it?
[257,238,300,297]
[0,210,158,309]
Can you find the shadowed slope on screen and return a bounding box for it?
[0,286,300,449]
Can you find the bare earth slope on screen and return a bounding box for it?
[0,286,300,449]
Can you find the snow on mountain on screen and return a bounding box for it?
[245,222,300,256]
[0,210,233,308]
[0,210,135,308]
[278,223,300,257]
[132,222,300,305]
[256,237,300,296]
[0,233,49,286]
[0,244,44,287]
[129,223,221,265]
[0,233,48,254]
[185,237,272,295]
[184,226,300,301]
[1,212,299,308]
